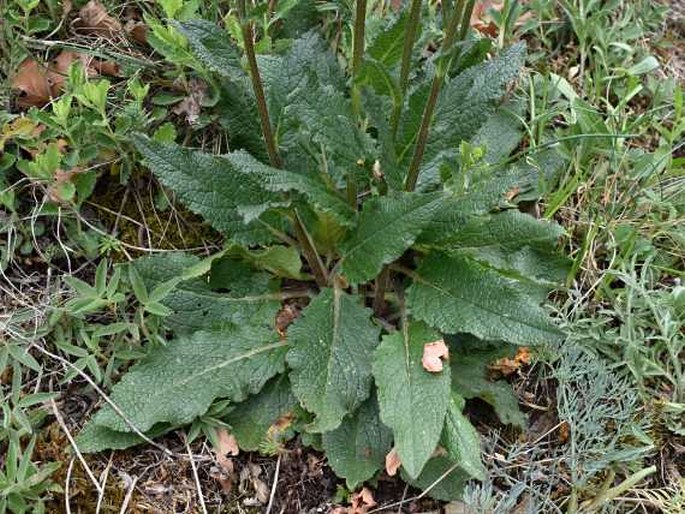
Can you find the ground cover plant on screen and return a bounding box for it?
[70,0,570,499]
[1,0,683,512]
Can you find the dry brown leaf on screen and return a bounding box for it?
[76,0,122,35]
[385,447,401,476]
[213,428,239,476]
[124,19,148,44]
[422,339,449,373]
[173,79,207,125]
[11,59,55,108]
[11,51,118,109]
[471,1,533,37]
[349,487,377,514]
[489,347,531,376]
[275,304,300,338]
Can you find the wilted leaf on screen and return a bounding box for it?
[76,0,122,35]
[385,447,401,476]
[422,339,449,372]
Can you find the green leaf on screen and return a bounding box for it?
[132,134,286,245]
[338,192,445,284]
[90,328,287,432]
[228,150,355,225]
[407,253,563,345]
[417,44,527,186]
[438,210,569,283]
[287,84,376,185]
[373,321,451,479]
[175,20,243,78]
[133,253,280,333]
[224,375,297,451]
[322,394,392,489]
[76,423,172,453]
[366,11,410,66]
[442,394,486,480]
[402,455,468,501]
[447,335,526,427]
[358,58,400,103]
[226,244,304,280]
[286,286,380,432]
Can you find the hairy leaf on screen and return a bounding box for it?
[407,253,563,345]
[366,11,409,66]
[447,336,526,427]
[338,192,445,284]
[373,322,451,478]
[442,394,486,480]
[402,455,468,501]
[287,287,380,432]
[132,135,286,244]
[91,328,287,432]
[175,20,242,78]
[322,394,392,488]
[76,423,172,453]
[133,253,280,333]
[224,375,297,451]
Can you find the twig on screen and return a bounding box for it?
[186,437,208,514]
[35,345,175,457]
[95,454,113,514]
[367,461,461,512]
[51,399,104,495]
[265,452,282,514]
[118,475,139,514]
[64,457,75,514]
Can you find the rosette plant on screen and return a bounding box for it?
[78,0,567,499]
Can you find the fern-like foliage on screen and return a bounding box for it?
[78,2,569,501]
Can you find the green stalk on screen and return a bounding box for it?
[241,20,283,169]
[239,1,328,287]
[391,0,423,135]
[351,0,367,114]
[403,0,474,191]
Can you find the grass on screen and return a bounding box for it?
[1,0,684,512]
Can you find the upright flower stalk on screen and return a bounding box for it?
[403,0,475,192]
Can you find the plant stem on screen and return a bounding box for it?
[292,209,329,287]
[391,0,423,135]
[351,0,367,114]
[241,20,283,169]
[403,0,474,191]
[239,1,328,287]
[372,265,390,315]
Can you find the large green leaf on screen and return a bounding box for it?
[287,84,377,185]
[338,192,445,284]
[447,335,526,427]
[410,44,527,187]
[373,321,451,479]
[442,394,486,480]
[440,210,569,283]
[228,150,355,225]
[89,327,287,432]
[366,11,409,66]
[217,78,268,161]
[76,423,172,453]
[286,287,380,432]
[322,394,392,488]
[402,455,468,501]
[224,374,297,451]
[132,135,286,244]
[133,253,280,333]
[407,253,563,345]
[175,20,242,78]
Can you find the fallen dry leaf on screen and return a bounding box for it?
[124,19,148,44]
[471,1,533,37]
[275,304,300,338]
[173,79,207,125]
[11,52,119,108]
[422,339,449,372]
[76,0,122,35]
[349,487,377,514]
[489,347,531,376]
[385,447,401,476]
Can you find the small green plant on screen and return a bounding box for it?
[77,0,568,499]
